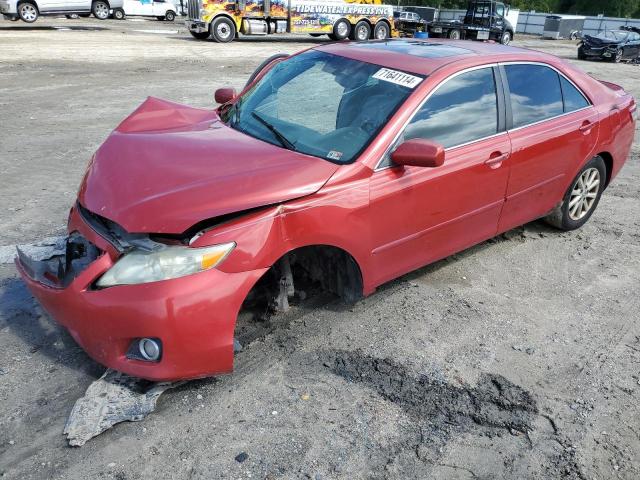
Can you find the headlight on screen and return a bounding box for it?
[96,242,235,287]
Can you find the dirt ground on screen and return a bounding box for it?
[1,17,639,480]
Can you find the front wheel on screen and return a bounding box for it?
[500,31,512,45]
[92,0,110,20]
[211,16,235,43]
[448,29,461,40]
[18,2,38,22]
[373,21,390,40]
[612,48,623,63]
[113,8,125,19]
[165,10,175,21]
[577,47,586,60]
[544,156,606,231]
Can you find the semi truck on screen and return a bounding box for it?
[186,0,394,42]
[427,0,514,45]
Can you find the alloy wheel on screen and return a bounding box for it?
[20,4,37,21]
[95,2,109,19]
[568,168,600,220]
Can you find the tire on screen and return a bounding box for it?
[350,20,370,41]
[113,8,124,19]
[190,29,210,39]
[331,18,350,41]
[18,2,38,23]
[500,30,512,45]
[210,16,235,43]
[165,10,175,21]
[92,0,110,20]
[577,47,586,60]
[448,29,461,40]
[569,31,578,41]
[373,21,390,40]
[612,48,623,63]
[245,53,288,88]
[544,156,606,231]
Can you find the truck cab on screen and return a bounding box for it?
[428,0,514,45]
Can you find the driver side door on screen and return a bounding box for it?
[369,66,511,286]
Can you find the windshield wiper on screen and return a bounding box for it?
[251,111,296,151]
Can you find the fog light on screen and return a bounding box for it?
[139,338,161,361]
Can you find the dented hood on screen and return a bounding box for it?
[78,97,339,234]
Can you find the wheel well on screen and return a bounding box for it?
[597,151,614,187]
[210,13,236,29]
[92,0,110,6]
[17,0,38,9]
[243,245,364,313]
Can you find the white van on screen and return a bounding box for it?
[118,0,177,21]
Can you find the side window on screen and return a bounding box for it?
[495,4,504,17]
[560,76,590,113]
[505,64,563,128]
[402,67,499,149]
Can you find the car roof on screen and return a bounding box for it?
[315,39,557,76]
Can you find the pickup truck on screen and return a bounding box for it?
[428,0,514,45]
[1,0,123,22]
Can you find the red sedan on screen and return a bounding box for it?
[17,39,635,381]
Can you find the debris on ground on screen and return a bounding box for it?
[63,369,183,447]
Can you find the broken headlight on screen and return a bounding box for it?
[96,242,235,287]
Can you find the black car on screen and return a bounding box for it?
[578,29,640,62]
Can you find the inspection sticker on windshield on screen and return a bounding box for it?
[373,68,422,89]
[327,150,343,161]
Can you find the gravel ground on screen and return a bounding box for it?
[0,18,639,480]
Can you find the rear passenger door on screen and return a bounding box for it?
[497,63,599,233]
[369,66,511,286]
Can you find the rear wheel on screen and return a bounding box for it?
[350,20,370,41]
[18,2,38,22]
[544,156,606,231]
[330,19,350,41]
[113,8,124,19]
[165,10,175,21]
[211,16,235,43]
[448,29,461,40]
[373,21,390,39]
[189,29,210,40]
[92,0,110,20]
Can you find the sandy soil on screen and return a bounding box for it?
[0,18,639,480]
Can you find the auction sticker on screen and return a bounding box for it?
[373,68,423,89]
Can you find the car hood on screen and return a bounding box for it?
[583,35,623,46]
[78,97,340,234]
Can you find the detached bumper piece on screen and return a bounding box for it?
[17,233,100,288]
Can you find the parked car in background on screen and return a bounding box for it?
[578,29,640,62]
[393,10,426,35]
[17,39,635,381]
[0,0,123,22]
[117,0,176,21]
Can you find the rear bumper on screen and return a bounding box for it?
[15,207,267,381]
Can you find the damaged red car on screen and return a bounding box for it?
[17,39,635,381]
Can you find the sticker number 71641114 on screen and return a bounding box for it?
[372,68,423,89]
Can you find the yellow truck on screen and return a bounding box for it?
[186,0,394,42]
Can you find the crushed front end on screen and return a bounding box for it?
[15,203,267,381]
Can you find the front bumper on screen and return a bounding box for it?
[187,20,208,33]
[16,206,267,381]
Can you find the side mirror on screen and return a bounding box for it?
[214,87,236,105]
[391,138,445,168]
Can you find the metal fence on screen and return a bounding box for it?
[436,8,640,36]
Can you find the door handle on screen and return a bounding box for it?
[485,152,509,169]
[579,121,594,133]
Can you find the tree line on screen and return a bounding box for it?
[390,0,640,18]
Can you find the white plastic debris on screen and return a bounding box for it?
[63,369,182,447]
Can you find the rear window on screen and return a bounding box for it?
[560,76,590,112]
[505,64,563,128]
